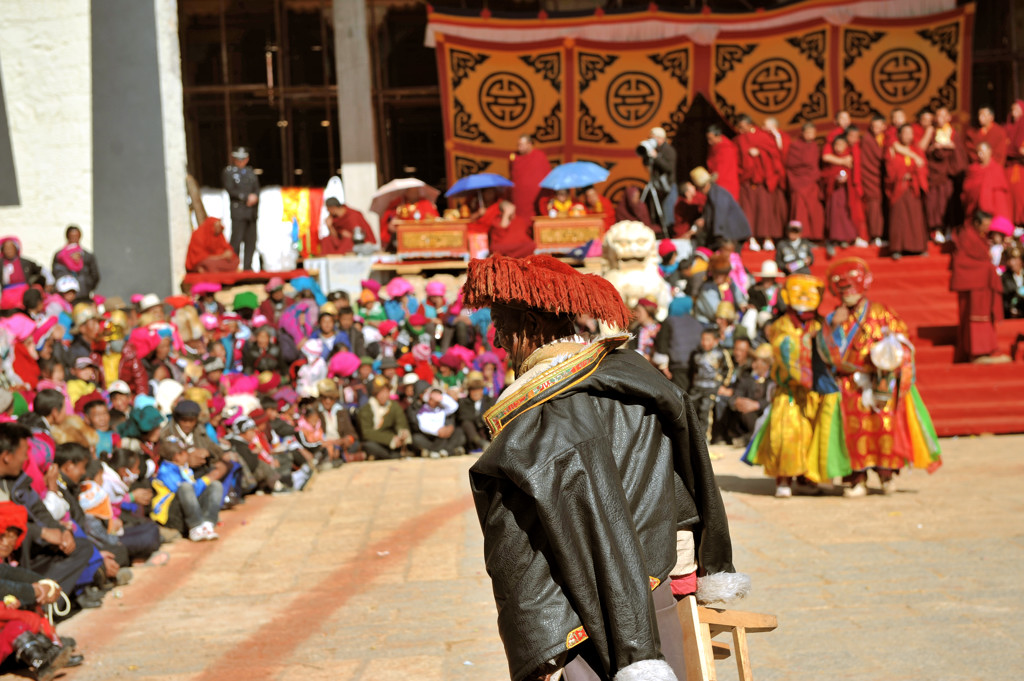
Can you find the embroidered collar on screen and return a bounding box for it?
[485,334,629,436]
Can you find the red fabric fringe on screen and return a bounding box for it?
[463,254,631,329]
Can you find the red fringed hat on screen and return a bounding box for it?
[826,257,873,296]
[462,254,630,329]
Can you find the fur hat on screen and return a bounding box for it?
[462,253,630,329]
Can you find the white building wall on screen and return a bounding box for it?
[0,1,93,267]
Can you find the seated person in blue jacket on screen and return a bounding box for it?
[150,438,223,543]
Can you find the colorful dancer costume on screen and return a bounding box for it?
[743,274,828,495]
[815,258,941,496]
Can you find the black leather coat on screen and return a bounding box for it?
[470,345,736,681]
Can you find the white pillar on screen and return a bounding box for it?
[155,0,190,292]
[333,0,381,241]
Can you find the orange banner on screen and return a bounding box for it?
[434,5,973,188]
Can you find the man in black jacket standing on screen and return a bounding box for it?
[222,146,261,271]
[648,126,677,235]
[463,254,747,681]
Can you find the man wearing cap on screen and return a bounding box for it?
[158,400,236,498]
[60,302,103,372]
[463,254,745,681]
[689,166,752,250]
[222,147,261,270]
[647,126,677,233]
[67,357,101,407]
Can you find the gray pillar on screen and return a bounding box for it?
[91,0,173,297]
[0,53,18,207]
[333,0,381,240]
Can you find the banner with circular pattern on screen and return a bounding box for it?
[433,5,973,187]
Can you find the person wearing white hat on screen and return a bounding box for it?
[647,126,677,233]
[222,146,261,270]
[689,166,752,250]
[748,260,786,331]
[775,220,814,275]
[55,276,80,304]
[107,380,133,415]
[138,293,166,325]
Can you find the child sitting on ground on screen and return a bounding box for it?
[150,438,223,542]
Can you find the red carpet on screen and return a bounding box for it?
[739,243,1024,437]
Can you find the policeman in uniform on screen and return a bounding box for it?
[222,146,260,270]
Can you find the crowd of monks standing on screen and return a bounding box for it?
[677,104,1024,259]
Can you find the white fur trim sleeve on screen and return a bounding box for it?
[614,659,678,681]
[696,571,752,605]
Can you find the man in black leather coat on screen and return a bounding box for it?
[463,254,747,681]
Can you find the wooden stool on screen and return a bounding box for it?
[676,595,777,681]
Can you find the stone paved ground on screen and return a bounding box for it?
[50,433,1024,681]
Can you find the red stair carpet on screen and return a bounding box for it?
[738,243,1024,437]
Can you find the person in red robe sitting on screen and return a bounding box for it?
[966,106,1009,166]
[885,124,929,260]
[919,107,966,244]
[487,200,535,258]
[509,135,550,220]
[580,186,615,232]
[860,116,888,245]
[382,188,439,249]
[186,217,239,273]
[615,186,655,229]
[785,122,825,242]
[705,124,740,201]
[950,210,1009,363]
[822,135,859,253]
[673,183,707,239]
[962,142,1013,221]
[1004,100,1024,226]
[736,115,783,251]
[319,198,377,255]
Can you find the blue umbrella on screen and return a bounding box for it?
[444,173,514,197]
[540,161,610,190]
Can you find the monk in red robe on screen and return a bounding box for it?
[509,135,550,220]
[966,106,1009,165]
[822,136,858,247]
[581,186,615,232]
[785,123,825,241]
[320,199,377,255]
[705,125,740,201]
[843,126,868,244]
[382,188,439,250]
[186,217,239,273]
[736,115,783,248]
[950,211,1006,363]
[765,117,790,238]
[673,183,707,239]
[824,110,851,145]
[962,142,1012,220]
[488,200,535,258]
[1004,100,1024,225]
[860,116,888,243]
[919,108,966,241]
[885,124,929,259]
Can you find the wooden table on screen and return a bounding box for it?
[394,219,470,261]
[532,216,604,255]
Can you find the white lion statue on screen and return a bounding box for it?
[602,220,672,320]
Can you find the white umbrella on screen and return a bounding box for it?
[369,177,440,217]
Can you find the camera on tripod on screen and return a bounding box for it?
[636,138,658,160]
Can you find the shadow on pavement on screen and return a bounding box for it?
[715,474,776,496]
